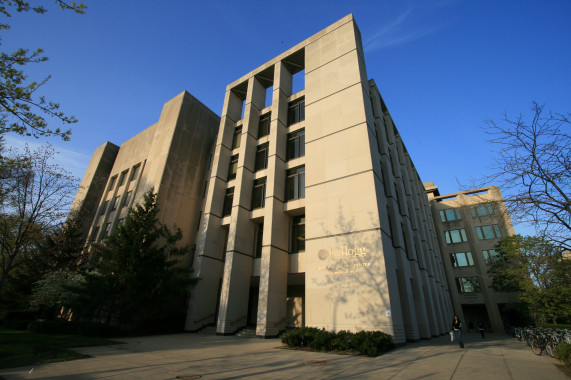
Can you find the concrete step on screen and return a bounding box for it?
[236,327,257,337]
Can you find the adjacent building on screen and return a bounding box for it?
[424,183,517,332]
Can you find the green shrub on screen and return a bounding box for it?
[538,323,571,330]
[281,328,393,356]
[554,343,571,367]
[0,310,36,330]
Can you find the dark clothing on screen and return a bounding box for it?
[478,321,485,338]
[451,318,464,348]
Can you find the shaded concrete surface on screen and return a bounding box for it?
[0,332,568,379]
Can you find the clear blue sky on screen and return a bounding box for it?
[3,0,570,234]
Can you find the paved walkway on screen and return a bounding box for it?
[0,332,568,379]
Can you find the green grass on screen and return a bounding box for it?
[0,327,122,369]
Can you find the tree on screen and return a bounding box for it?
[488,235,571,324]
[482,103,570,249]
[66,189,193,332]
[0,1,86,140]
[0,143,78,305]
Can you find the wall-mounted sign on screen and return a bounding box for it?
[318,245,367,261]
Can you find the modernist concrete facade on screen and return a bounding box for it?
[184,15,453,345]
[424,183,518,332]
[70,91,220,266]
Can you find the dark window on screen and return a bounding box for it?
[130,164,140,181]
[223,187,234,217]
[91,226,100,241]
[118,170,128,187]
[107,175,117,191]
[286,129,305,160]
[287,98,305,126]
[117,218,124,227]
[102,222,112,238]
[285,166,305,201]
[100,200,109,216]
[255,143,269,171]
[232,126,242,149]
[258,113,270,138]
[254,223,264,258]
[111,196,120,211]
[483,249,500,264]
[251,178,266,209]
[455,277,481,293]
[228,155,238,180]
[291,215,305,253]
[122,191,132,208]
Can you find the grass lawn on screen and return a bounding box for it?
[0,327,122,370]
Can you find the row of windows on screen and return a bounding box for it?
[223,165,306,216]
[456,276,481,293]
[91,218,124,242]
[450,249,500,267]
[444,224,502,244]
[99,191,133,215]
[252,214,305,258]
[231,98,305,151]
[107,163,140,192]
[439,203,496,223]
[228,129,305,180]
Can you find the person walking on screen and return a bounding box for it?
[477,320,485,338]
[451,315,464,348]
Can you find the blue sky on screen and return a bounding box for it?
[2,0,570,234]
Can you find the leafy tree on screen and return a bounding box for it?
[0,143,78,306]
[482,103,570,249]
[488,235,571,324]
[68,189,193,332]
[0,1,86,140]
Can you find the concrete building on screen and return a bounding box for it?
[424,183,518,332]
[184,15,453,345]
[70,91,220,266]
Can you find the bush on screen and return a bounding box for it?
[554,344,571,367]
[0,310,36,330]
[538,323,571,330]
[27,320,120,337]
[281,328,393,356]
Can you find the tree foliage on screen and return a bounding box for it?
[0,143,78,305]
[488,235,571,324]
[0,1,86,140]
[482,103,570,249]
[52,189,194,332]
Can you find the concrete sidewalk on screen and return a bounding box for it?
[0,332,568,379]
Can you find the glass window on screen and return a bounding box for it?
[100,200,109,216]
[291,215,305,253]
[439,208,461,222]
[255,143,269,171]
[450,252,474,267]
[286,129,305,160]
[251,178,266,209]
[111,196,120,211]
[258,113,270,138]
[91,226,100,241]
[285,166,305,201]
[130,164,140,181]
[122,191,132,208]
[107,175,117,191]
[476,224,502,240]
[223,187,234,217]
[102,222,112,238]
[456,277,481,293]
[444,228,468,244]
[483,249,500,264]
[470,203,495,217]
[232,126,242,149]
[254,223,263,258]
[287,98,305,126]
[118,170,128,187]
[228,155,238,180]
